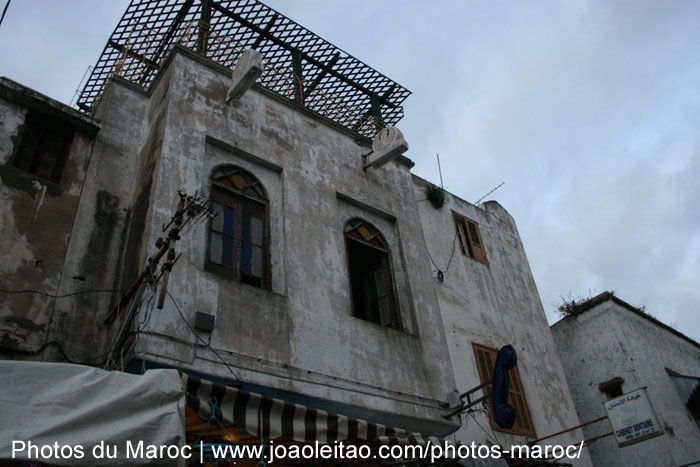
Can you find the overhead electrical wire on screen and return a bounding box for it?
[166,290,242,381]
[0,285,130,366]
[426,228,459,282]
[0,0,11,29]
[1,337,125,368]
[0,287,123,299]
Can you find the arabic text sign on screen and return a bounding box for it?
[604,388,663,447]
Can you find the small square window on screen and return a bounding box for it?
[599,377,625,399]
[453,212,488,264]
[11,111,75,183]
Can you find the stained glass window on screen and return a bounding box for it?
[211,166,266,201]
[207,166,268,288]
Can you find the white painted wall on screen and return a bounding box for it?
[552,298,700,466]
[415,178,592,466]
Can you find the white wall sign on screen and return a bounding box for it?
[604,388,663,447]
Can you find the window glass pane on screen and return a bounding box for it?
[222,236,233,268]
[218,177,233,188]
[210,232,222,264]
[455,220,467,255]
[358,225,372,241]
[240,241,252,274]
[252,245,263,277]
[223,206,235,235]
[232,173,247,189]
[211,203,224,232]
[377,297,391,325]
[369,300,380,324]
[250,216,263,245]
[467,221,481,246]
[367,272,379,301]
[375,267,388,296]
[242,213,251,242]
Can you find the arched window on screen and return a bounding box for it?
[344,219,400,328]
[207,166,268,288]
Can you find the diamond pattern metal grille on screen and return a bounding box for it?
[77,0,411,138]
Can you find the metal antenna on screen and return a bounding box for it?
[437,154,444,189]
[474,182,505,205]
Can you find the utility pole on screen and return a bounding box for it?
[103,189,211,369]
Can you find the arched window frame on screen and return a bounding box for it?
[206,165,270,289]
[343,218,401,329]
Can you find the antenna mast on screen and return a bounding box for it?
[474,182,505,205]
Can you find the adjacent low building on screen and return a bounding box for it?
[551,292,700,466]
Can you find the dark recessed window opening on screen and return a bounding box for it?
[206,166,269,289]
[599,377,625,399]
[344,219,400,328]
[11,111,75,183]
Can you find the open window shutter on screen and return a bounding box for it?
[374,257,397,326]
[507,367,536,437]
[465,220,487,263]
[473,344,497,427]
[472,343,536,437]
[375,269,391,326]
[454,217,468,256]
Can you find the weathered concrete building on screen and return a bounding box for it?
[2,0,592,465]
[416,181,591,465]
[551,292,700,466]
[0,77,107,360]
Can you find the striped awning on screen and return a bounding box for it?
[184,375,444,448]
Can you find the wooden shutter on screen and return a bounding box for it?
[506,364,536,437]
[472,343,536,437]
[453,215,468,256]
[465,220,487,264]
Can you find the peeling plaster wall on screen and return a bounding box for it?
[50,77,151,362]
[0,79,98,358]
[415,179,592,465]
[552,301,700,466]
[118,48,458,425]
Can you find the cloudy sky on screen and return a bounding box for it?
[1,0,698,340]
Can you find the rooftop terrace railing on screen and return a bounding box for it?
[78,0,411,139]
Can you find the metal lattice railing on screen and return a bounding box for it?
[77,0,411,138]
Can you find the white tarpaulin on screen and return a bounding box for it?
[0,361,185,466]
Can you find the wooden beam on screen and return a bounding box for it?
[303,52,340,100]
[151,0,194,64]
[108,40,159,69]
[252,14,278,49]
[197,0,212,55]
[291,49,303,104]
